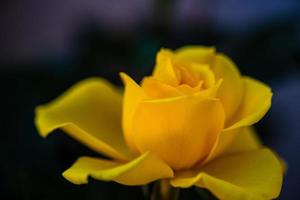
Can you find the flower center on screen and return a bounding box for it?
[141,59,217,99]
[174,62,216,91]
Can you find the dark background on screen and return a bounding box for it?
[1,0,300,199]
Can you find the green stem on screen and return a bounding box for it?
[150,180,180,200]
[195,188,218,200]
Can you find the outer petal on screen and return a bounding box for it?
[226,77,272,131]
[175,46,216,66]
[35,78,131,161]
[211,54,244,123]
[132,95,225,170]
[203,127,261,164]
[171,148,283,200]
[63,152,174,186]
[120,73,147,154]
[221,127,262,155]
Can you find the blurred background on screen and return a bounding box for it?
[1,0,300,199]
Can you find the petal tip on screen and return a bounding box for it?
[62,171,88,185]
[34,105,50,138]
[62,157,91,185]
[119,72,127,82]
[119,72,137,86]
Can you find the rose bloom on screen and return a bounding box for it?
[35,46,283,200]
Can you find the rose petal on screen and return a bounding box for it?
[120,72,147,154]
[141,77,182,98]
[225,77,272,131]
[221,126,262,155]
[174,46,244,123]
[63,152,174,185]
[211,54,244,123]
[35,78,132,161]
[175,46,216,65]
[202,127,261,164]
[132,94,225,170]
[152,49,179,86]
[171,148,283,200]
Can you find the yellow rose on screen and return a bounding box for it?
[35,46,283,200]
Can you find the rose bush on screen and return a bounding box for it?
[35,46,283,200]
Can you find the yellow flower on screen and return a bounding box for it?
[35,46,283,200]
